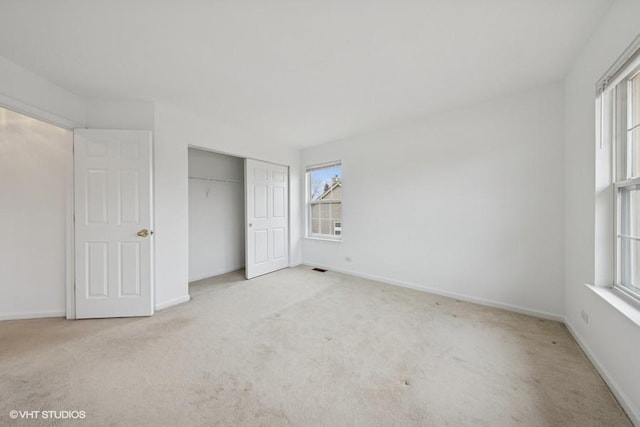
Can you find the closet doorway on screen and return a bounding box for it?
[188,148,245,288]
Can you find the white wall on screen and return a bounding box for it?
[188,149,244,281]
[154,103,302,310]
[85,100,155,131]
[302,83,565,320]
[564,0,640,423]
[0,108,73,320]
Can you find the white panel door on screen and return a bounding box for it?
[245,159,289,279]
[74,129,153,318]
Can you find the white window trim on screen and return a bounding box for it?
[586,284,640,328]
[610,55,640,303]
[304,236,343,243]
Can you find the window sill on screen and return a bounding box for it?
[585,284,640,328]
[304,236,342,243]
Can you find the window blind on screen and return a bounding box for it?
[306,161,341,172]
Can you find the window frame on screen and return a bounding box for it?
[612,63,640,302]
[305,161,343,241]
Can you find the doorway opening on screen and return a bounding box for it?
[0,106,73,320]
[188,148,245,296]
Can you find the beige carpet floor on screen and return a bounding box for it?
[0,266,631,426]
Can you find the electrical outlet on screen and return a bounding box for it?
[581,309,589,324]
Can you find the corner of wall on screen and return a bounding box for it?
[562,0,640,423]
[564,317,640,425]
[0,54,86,128]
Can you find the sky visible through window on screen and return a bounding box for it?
[310,165,342,200]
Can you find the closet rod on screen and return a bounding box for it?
[188,176,242,184]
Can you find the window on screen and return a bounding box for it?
[306,162,342,240]
[603,43,640,301]
[616,70,640,299]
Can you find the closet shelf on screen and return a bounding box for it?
[188,176,241,184]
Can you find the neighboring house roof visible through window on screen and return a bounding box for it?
[316,181,341,201]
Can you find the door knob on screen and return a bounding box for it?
[137,229,153,237]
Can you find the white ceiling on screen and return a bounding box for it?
[0,0,612,147]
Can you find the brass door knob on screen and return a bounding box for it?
[137,229,153,237]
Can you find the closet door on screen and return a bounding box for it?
[245,159,289,279]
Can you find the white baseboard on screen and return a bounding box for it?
[0,311,65,321]
[565,320,639,426]
[304,262,564,322]
[155,294,191,311]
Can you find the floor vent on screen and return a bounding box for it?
[312,267,327,272]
